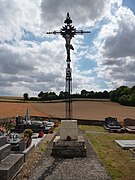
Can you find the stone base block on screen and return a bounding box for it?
[0,144,11,161]
[0,154,24,180]
[51,135,87,158]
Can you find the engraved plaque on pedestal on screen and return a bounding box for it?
[60,120,78,140]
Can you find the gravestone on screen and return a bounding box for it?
[60,120,78,140]
[124,118,135,133]
[104,116,123,132]
[51,120,86,157]
[0,136,24,180]
[0,137,11,161]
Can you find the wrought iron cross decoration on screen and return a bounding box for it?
[47,13,90,119]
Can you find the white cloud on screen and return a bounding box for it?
[0,0,135,96]
[0,38,66,95]
[94,6,135,89]
[103,7,135,58]
[0,0,41,42]
[41,0,112,31]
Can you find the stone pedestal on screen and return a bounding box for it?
[51,120,86,157]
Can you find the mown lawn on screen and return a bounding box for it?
[81,125,135,180]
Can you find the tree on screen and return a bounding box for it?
[110,86,128,102]
[40,92,49,100]
[49,92,58,100]
[111,85,135,106]
[118,95,129,105]
[102,91,110,98]
[59,91,66,99]
[23,93,29,101]
[81,89,87,97]
[110,90,116,102]
[128,94,135,106]
[88,91,95,98]
[38,91,44,98]
[131,86,135,94]
[120,87,131,96]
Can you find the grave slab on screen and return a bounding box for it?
[0,154,24,180]
[115,140,135,149]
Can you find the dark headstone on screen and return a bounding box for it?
[16,116,23,128]
[104,116,122,132]
[124,118,135,133]
[0,136,7,147]
[124,118,135,126]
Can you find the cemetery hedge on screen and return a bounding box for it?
[81,125,135,180]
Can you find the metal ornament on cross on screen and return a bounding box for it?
[47,12,90,119]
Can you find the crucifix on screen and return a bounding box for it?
[47,13,90,119]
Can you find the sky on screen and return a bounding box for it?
[0,0,135,96]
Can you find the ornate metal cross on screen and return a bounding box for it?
[47,13,90,119]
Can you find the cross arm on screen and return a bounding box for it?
[46,30,61,35]
[75,30,91,34]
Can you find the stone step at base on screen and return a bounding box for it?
[0,144,11,161]
[51,146,87,158]
[0,136,7,147]
[0,154,24,180]
[51,135,87,158]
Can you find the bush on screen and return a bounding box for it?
[23,129,33,138]
[118,95,129,105]
[111,85,135,106]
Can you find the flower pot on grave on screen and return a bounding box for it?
[38,131,44,138]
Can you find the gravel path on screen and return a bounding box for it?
[29,129,111,180]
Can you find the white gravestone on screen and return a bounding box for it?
[60,120,78,140]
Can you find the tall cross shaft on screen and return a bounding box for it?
[47,13,90,119]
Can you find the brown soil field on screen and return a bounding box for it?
[33,101,135,122]
[0,102,47,118]
[1,101,134,122]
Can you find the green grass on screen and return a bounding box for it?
[81,125,105,132]
[81,125,135,180]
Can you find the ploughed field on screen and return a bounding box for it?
[0,101,135,121]
[0,102,46,117]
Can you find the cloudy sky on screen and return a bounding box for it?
[0,0,135,96]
